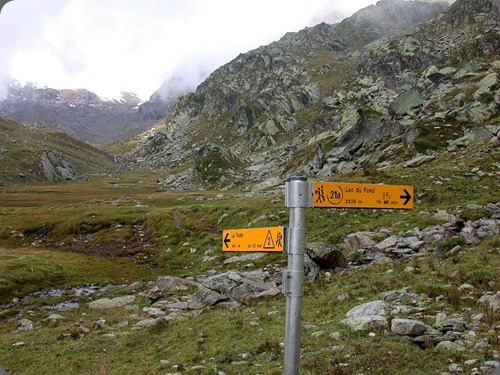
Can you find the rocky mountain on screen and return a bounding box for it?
[124,0,499,191]
[0,118,117,185]
[0,83,177,145]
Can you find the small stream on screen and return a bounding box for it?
[0,284,117,322]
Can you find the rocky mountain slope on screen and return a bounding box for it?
[124,0,498,191]
[0,118,117,185]
[0,83,176,145]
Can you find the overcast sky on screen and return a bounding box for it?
[0,0,405,100]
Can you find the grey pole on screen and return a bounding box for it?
[283,176,310,375]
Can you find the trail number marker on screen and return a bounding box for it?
[313,182,413,209]
[222,227,284,252]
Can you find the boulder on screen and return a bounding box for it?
[391,318,426,336]
[188,270,277,309]
[306,242,347,269]
[389,87,424,116]
[449,127,494,149]
[344,232,376,251]
[41,150,81,182]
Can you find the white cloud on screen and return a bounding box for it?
[0,0,378,100]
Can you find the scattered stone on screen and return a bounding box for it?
[340,315,389,331]
[45,314,65,321]
[15,319,34,333]
[449,363,464,373]
[156,276,195,292]
[345,300,390,318]
[433,210,456,222]
[89,295,136,309]
[464,359,479,367]
[445,245,462,258]
[142,307,166,317]
[434,341,466,353]
[404,155,435,167]
[373,236,398,251]
[224,253,266,264]
[135,317,169,328]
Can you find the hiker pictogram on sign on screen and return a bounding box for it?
[276,231,283,248]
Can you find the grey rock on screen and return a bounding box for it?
[306,242,347,269]
[374,236,398,251]
[483,361,499,369]
[404,155,435,167]
[484,203,500,215]
[188,286,227,310]
[223,253,266,264]
[135,317,170,328]
[444,245,462,258]
[448,363,464,373]
[434,313,466,332]
[303,253,322,282]
[379,288,419,304]
[391,318,426,336]
[389,87,424,116]
[41,150,81,182]
[449,127,494,149]
[16,319,34,332]
[89,295,136,309]
[433,209,457,222]
[156,276,196,292]
[340,315,388,331]
[147,286,163,303]
[188,270,276,309]
[45,314,65,321]
[346,300,390,318]
[142,307,166,317]
[434,340,466,353]
[344,232,376,251]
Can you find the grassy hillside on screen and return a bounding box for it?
[0,118,117,185]
[0,141,498,374]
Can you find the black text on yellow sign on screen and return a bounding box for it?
[313,182,414,209]
[222,227,285,252]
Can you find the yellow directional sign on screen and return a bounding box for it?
[222,227,285,252]
[313,182,413,209]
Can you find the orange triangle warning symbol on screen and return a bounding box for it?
[263,230,275,249]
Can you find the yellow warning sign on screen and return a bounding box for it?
[313,182,413,209]
[222,227,285,252]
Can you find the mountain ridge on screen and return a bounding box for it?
[0,83,175,145]
[122,0,499,191]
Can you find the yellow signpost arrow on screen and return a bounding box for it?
[222,227,285,252]
[313,182,414,209]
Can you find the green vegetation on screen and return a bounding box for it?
[0,141,498,374]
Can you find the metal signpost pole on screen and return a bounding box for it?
[283,176,310,375]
